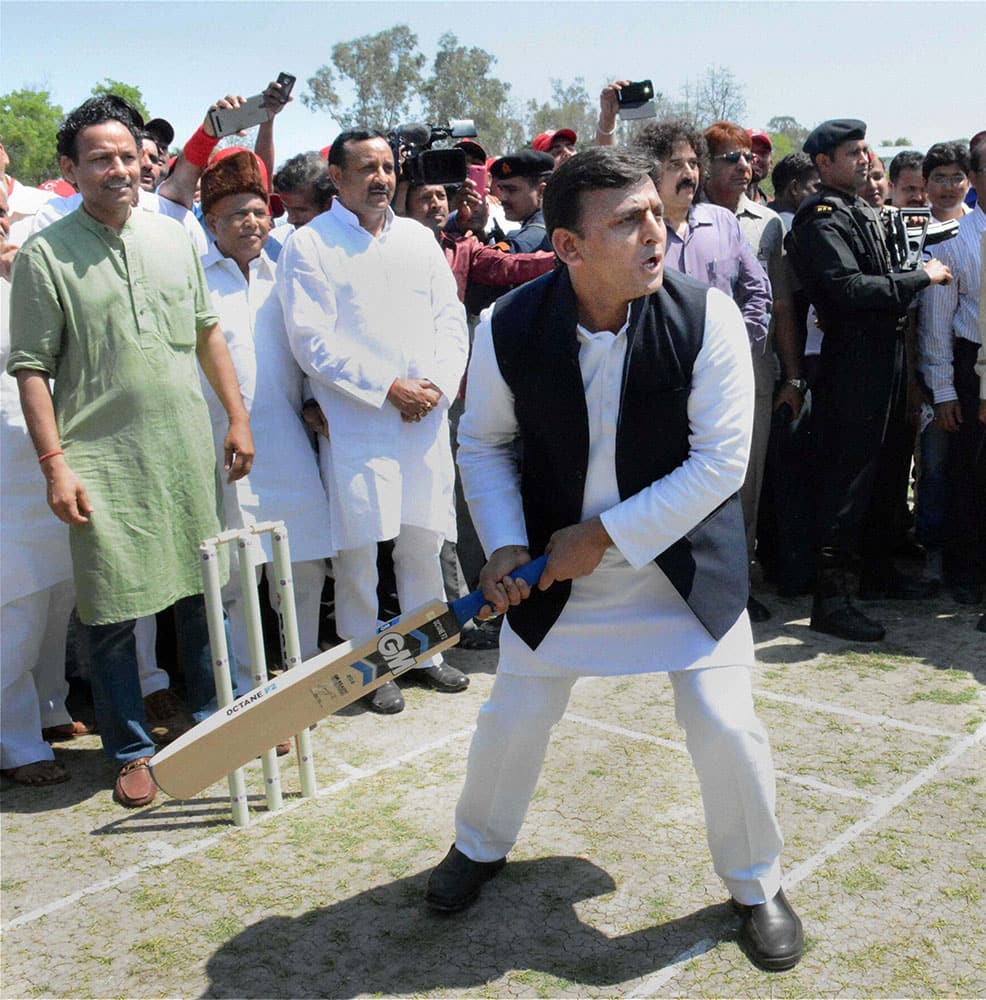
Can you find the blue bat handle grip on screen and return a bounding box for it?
[451,554,548,628]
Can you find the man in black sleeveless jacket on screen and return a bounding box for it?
[426,148,803,973]
[785,120,952,642]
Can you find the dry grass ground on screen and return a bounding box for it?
[1,590,983,999]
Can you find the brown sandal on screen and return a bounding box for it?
[1,760,70,786]
[42,721,93,742]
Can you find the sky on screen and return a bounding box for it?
[2,0,983,168]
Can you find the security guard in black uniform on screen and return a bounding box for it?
[489,150,554,253]
[785,119,953,641]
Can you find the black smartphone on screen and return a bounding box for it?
[617,80,657,121]
[276,72,296,98]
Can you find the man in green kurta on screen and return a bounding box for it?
[7,95,254,807]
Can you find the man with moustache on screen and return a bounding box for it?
[426,147,803,973]
[888,150,928,208]
[619,118,771,349]
[278,130,470,715]
[859,152,889,209]
[786,120,952,641]
[704,121,803,622]
[6,96,253,806]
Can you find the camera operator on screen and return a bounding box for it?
[400,179,555,303]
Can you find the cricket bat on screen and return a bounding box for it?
[149,555,547,799]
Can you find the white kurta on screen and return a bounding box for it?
[200,244,333,564]
[31,188,209,256]
[458,286,756,676]
[7,177,55,245]
[0,277,73,604]
[277,200,468,551]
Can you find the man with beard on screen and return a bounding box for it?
[786,120,952,641]
[747,129,773,204]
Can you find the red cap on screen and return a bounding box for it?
[747,129,772,151]
[531,129,577,153]
[39,178,76,197]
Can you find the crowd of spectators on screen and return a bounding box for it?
[1,82,983,806]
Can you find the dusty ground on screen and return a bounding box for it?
[1,587,984,999]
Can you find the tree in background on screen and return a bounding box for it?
[682,65,747,127]
[0,88,63,185]
[303,24,426,131]
[90,78,150,120]
[422,32,524,158]
[525,78,599,149]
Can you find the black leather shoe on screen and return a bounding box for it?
[858,570,939,601]
[365,680,404,714]
[747,596,772,622]
[733,888,804,972]
[977,613,986,634]
[417,663,469,692]
[810,596,885,642]
[426,844,505,912]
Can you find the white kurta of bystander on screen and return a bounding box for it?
[277,200,468,552]
[200,244,333,565]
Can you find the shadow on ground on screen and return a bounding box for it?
[202,856,735,998]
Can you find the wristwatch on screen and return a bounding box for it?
[785,378,808,393]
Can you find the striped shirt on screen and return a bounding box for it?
[917,206,985,403]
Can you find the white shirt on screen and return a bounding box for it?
[200,243,334,563]
[6,177,55,245]
[1,277,73,604]
[917,205,985,403]
[459,286,756,676]
[31,188,209,256]
[277,199,468,550]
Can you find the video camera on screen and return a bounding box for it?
[388,119,478,186]
[880,206,959,272]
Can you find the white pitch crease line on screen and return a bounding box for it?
[567,713,879,802]
[564,713,687,753]
[782,721,986,890]
[628,936,718,997]
[772,769,878,802]
[753,689,958,738]
[0,725,478,936]
[626,723,985,998]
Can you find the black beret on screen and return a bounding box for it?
[803,119,867,158]
[490,149,555,180]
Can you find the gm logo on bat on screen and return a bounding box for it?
[377,631,416,671]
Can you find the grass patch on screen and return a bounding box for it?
[908,688,977,705]
[510,968,576,997]
[204,914,245,944]
[840,864,887,893]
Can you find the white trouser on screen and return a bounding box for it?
[332,526,446,670]
[223,558,327,693]
[135,615,170,698]
[0,581,74,768]
[454,664,784,906]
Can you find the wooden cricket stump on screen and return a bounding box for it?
[199,521,317,827]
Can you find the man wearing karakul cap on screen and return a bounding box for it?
[785,118,953,642]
